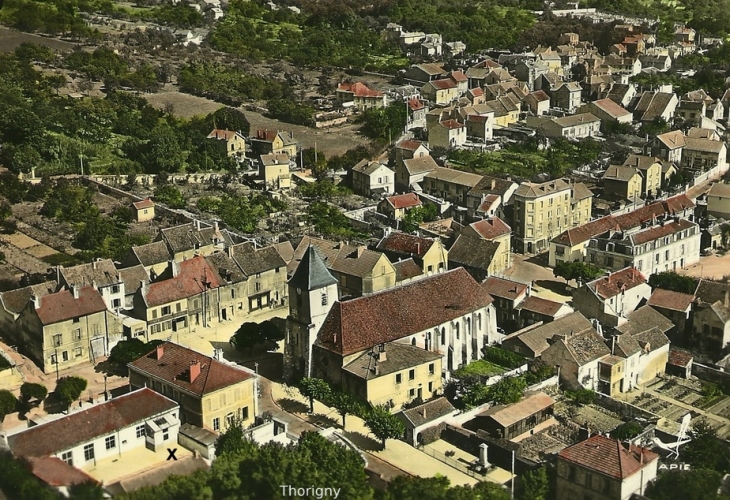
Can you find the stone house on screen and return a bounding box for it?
[335,82,386,111]
[207,129,246,157]
[59,259,125,312]
[428,119,467,149]
[129,342,257,433]
[376,232,448,276]
[132,199,155,222]
[350,160,394,198]
[378,193,423,222]
[541,328,611,391]
[601,165,643,201]
[229,242,288,313]
[525,113,601,139]
[250,129,298,158]
[572,268,651,328]
[481,276,529,331]
[259,153,291,191]
[622,154,663,198]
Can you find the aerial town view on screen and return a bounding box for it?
[4,0,730,498]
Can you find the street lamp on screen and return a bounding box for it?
[103,374,108,400]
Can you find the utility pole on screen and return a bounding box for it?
[511,450,515,500]
[79,154,84,176]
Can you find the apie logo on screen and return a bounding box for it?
[658,463,691,471]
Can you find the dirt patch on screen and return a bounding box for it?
[143,89,224,119]
[680,253,730,281]
[0,27,78,53]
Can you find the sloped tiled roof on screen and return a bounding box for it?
[629,219,695,246]
[515,295,567,317]
[426,166,483,187]
[317,268,493,355]
[552,216,619,247]
[207,129,242,141]
[206,251,246,284]
[503,312,594,357]
[635,91,675,121]
[559,435,658,479]
[590,98,632,119]
[343,342,441,379]
[132,199,154,210]
[0,280,57,315]
[468,218,511,240]
[384,193,422,210]
[28,457,98,487]
[396,139,426,152]
[515,179,571,198]
[400,397,456,427]
[655,130,686,150]
[603,165,640,182]
[36,286,107,326]
[158,223,227,254]
[685,136,725,153]
[393,258,424,282]
[143,256,221,307]
[231,243,286,276]
[403,155,439,175]
[337,82,384,98]
[60,259,120,288]
[118,265,149,296]
[562,330,611,365]
[448,236,501,270]
[481,276,527,300]
[288,245,338,292]
[132,241,172,267]
[482,392,555,427]
[129,343,253,396]
[9,388,178,458]
[668,349,693,367]
[616,305,674,337]
[376,233,436,258]
[647,288,694,312]
[352,159,387,176]
[586,267,646,299]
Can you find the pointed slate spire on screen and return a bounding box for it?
[288,245,337,291]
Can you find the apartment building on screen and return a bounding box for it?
[513,179,593,254]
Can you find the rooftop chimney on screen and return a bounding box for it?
[31,294,41,310]
[491,179,496,189]
[92,260,97,270]
[379,346,387,362]
[171,260,181,278]
[195,220,201,231]
[725,290,729,309]
[422,406,427,419]
[156,344,164,360]
[190,360,201,383]
[72,285,80,299]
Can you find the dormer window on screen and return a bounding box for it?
[321,293,328,306]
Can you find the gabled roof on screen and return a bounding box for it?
[635,91,676,121]
[481,392,555,427]
[622,154,665,171]
[288,245,338,292]
[352,159,389,176]
[399,397,456,428]
[28,457,97,487]
[206,251,246,284]
[342,342,441,379]
[132,199,154,210]
[118,265,149,296]
[528,90,550,102]
[408,98,425,111]
[448,236,501,270]
[403,155,439,176]
[0,280,57,316]
[685,136,726,153]
[516,295,568,317]
[260,153,290,167]
[158,223,227,255]
[8,388,178,458]
[384,193,422,210]
[35,286,107,326]
[132,241,172,267]
[559,435,658,479]
[396,139,427,152]
[481,276,527,301]
[586,268,646,300]
[376,233,437,258]
[129,343,253,396]
[552,216,619,247]
[616,305,674,337]
[230,242,286,276]
[603,165,641,182]
[393,258,424,282]
[439,119,464,130]
[709,182,730,198]
[503,312,594,357]
[427,78,457,91]
[655,130,686,149]
[647,288,694,312]
[467,217,511,240]
[207,129,244,141]
[337,82,384,98]
[142,256,221,307]
[589,98,632,119]
[426,166,482,187]
[552,113,601,128]
[60,259,120,288]
[515,179,571,198]
[317,268,493,356]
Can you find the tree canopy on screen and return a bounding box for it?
[55,376,87,407]
[230,321,284,352]
[0,390,18,422]
[648,271,699,295]
[364,405,405,448]
[553,261,604,283]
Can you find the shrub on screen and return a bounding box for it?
[565,388,596,405]
[482,346,527,369]
[611,421,644,440]
[419,422,447,445]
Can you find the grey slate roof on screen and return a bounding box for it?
[60,259,121,288]
[0,281,58,315]
[288,245,337,291]
[503,311,594,357]
[205,251,246,283]
[231,243,286,276]
[615,305,674,336]
[342,342,441,379]
[399,397,456,428]
[393,258,424,282]
[118,265,148,296]
[448,235,501,270]
[562,330,611,364]
[132,241,172,267]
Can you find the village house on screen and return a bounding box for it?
[14,285,110,374]
[259,153,291,191]
[402,63,446,85]
[428,119,467,149]
[525,113,601,139]
[502,311,594,359]
[523,90,551,115]
[707,182,730,219]
[515,296,573,329]
[550,81,583,111]
[464,392,555,441]
[604,82,637,108]
[122,240,173,277]
[249,129,298,158]
[422,167,484,218]
[408,98,428,129]
[647,288,694,341]
[129,342,257,433]
[465,112,495,143]
[397,397,458,446]
[393,139,437,191]
[466,176,519,221]
[639,53,672,71]
[335,82,386,111]
[350,159,394,198]
[58,259,125,312]
[682,136,727,176]
[421,79,460,105]
[572,268,651,328]
[481,276,529,331]
[375,232,448,276]
[577,99,632,131]
[513,179,593,254]
[131,199,155,222]
[541,327,611,392]
[0,281,57,335]
[378,193,423,222]
[556,435,658,500]
[601,165,643,201]
[548,194,695,267]
[8,388,179,471]
[448,217,512,280]
[585,217,701,274]
[651,130,685,164]
[229,242,288,312]
[485,95,521,128]
[133,256,221,340]
[207,129,247,157]
[156,222,231,262]
[633,91,678,123]
[290,237,397,298]
[613,305,672,386]
[622,154,664,198]
[309,267,498,381]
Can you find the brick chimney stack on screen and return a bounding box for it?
[190,360,201,383]
[156,344,164,360]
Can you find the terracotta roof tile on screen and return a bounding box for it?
[468,218,511,240]
[430,78,457,90]
[376,233,435,258]
[393,258,424,282]
[28,457,98,487]
[630,218,695,246]
[9,388,177,458]
[668,348,693,367]
[384,193,422,210]
[559,435,658,479]
[481,392,555,427]
[515,295,566,317]
[396,139,426,152]
[587,268,647,299]
[648,288,694,312]
[317,268,493,355]
[36,286,107,325]
[342,342,441,379]
[481,276,527,300]
[400,397,456,427]
[337,82,384,98]
[143,256,221,307]
[129,342,253,396]
[132,199,154,210]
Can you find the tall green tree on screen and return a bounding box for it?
[55,376,87,408]
[297,378,331,413]
[209,107,250,135]
[684,419,730,473]
[648,271,699,295]
[144,124,187,173]
[364,405,405,448]
[516,466,550,500]
[153,185,186,209]
[646,468,727,500]
[0,390,17,422]
[19,382,47,404]
[329,390,366,427]
[553,261,604,283]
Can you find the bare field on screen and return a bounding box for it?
[143,90,224,119]
[0,27,77,53]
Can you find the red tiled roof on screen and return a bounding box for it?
[648,288,694,312]
[377,232,435,257]
[559,435,658,479]
[9,388,177,458]
[254,129,277,142]
[630,219,694,245]
[552,216,619,247]
[129,342,253,396]
[668,348,693,367]
[133,198,155,210]
[36,286,106,326]
[396,139,425,151]
[28,457,98,487]
[529,90,550,102]
[431,78,457,90]
[591,98,632,119]
[317,268,493,355]
[408,98,425,111]
[384,193,422,210]
[481,276,528,300]
[469,218,511,240]
[469,88,484,97]
[612,194,694,230]
[516,295,565,316]
[440,119,464,129]
[207,129,240,141]
[143,256,221,307]
[337,82,384,98]
[449,71,468,82]
[588,268,647,299]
